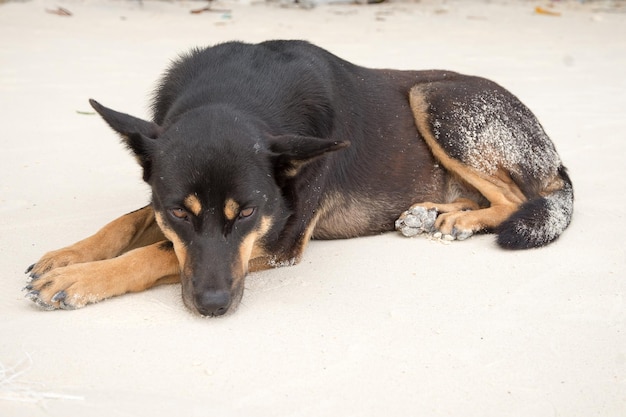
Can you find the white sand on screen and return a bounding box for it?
[1,0,625,415]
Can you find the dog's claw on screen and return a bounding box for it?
[453,228,473,241]
[26,272,41,283]
[395,206,438,237]
[25,264,41,282]
[24,290,56,311]
[433,228,474,242]
[51,291,76,310]
[24,289,39,300]
[51,291,67,303]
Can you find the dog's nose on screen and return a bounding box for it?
[195,289,231,316]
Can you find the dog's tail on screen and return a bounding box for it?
[496,166,573,249]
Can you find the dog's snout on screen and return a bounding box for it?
[195,289,231,317]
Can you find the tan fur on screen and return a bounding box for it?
[29,206,163,278]
[237,216,273,273]
[313,192,387,239]
[248,213,319,272]
[184,194,202,216]
[155,212,188,271]
[416,198,481,213]
[541,175,566,196]
[283,160,307,178]
[32,242,180,308]
[224,198,240,221]
[409,88,527,235]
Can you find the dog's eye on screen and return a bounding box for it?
[239,207,255,219]
[170,208,190,221]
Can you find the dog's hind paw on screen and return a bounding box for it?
[395,206,438,237]
[432,228,474,242]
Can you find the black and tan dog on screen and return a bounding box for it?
[25,40,573,316]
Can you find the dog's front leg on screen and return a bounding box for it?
[25,240,180,310]
[26,205,163,280]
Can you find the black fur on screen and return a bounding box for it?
[497,167,573,249]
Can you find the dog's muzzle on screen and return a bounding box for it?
[194,289,231,317]
[181,274,245,317]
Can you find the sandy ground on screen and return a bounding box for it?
[1,0,625,415]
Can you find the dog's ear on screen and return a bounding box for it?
[89,99,161,182]
[268,135,350,178]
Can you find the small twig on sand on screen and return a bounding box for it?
[191,6,232,14]
[190,1,231,14]
[45,7,73,17]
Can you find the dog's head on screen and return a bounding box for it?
[90,99,348,316]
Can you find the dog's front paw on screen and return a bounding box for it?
[26,248,86,282]
[395,205,438,237]
[24,263,105,310]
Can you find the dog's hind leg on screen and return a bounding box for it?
[26,205,163,280]
[397,77,573,248]
[396,170,524,241]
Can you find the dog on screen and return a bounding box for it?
[25,40,573,316]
